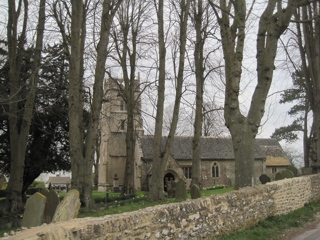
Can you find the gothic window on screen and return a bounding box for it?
[120,100,126,111]
[120,120,126,131]
[182,167,192,179]
[212,162,219,178]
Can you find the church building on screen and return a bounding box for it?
[98,78,290,192]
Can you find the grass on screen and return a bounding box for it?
[221,201,320,240]
[0,187,232,236]
[78,187,232,218]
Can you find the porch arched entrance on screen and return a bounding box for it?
[164,172,175,192]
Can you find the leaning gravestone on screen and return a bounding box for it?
[190,183,201,199]
[39,188,60,224]
[21,192,46,228]
[259,174,271,184]
[175,178,187,201]
[52,189,81,223]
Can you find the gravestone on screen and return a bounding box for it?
[282,169,294,179]
[52,189,81,223]
[259,174,271,184]
[190,183,201,199]
[21,192,47,228]
[39,188,60,224]
[287,165,298,177]
[175,178,187,201]
[301,167,312,175]
[275,172,284,181]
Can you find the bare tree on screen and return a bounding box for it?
[148,0,191,201]
[55,0,123,208]
[148,0,167,201]
[5,0,46,213]
[189,0,223,198]
[110,0,151,195]
[294,2,320,171]
[203,102,226,137]
[209,0,298,189]
[190,0,205,198]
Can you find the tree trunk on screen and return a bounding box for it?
[5,0,46,213]
[295,2,320,170]
[68,0,122,208]
[191,0,204,198]
[113,0,144,196]
[148,0,190,200]
[210,0,297,189]
[123,105,136,195]
[93,130,101,190]
[301,3,320,172]
[68,0,86,203]
[160,0,190,185]
[303,108,310,168]
[231,122,255,189]
[148,0,166,201]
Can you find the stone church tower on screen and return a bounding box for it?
[98,77,144,192]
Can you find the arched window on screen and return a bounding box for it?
[212,162,219,178]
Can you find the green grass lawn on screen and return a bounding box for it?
[78,188,233,218]
[0,187,232,236]
[221,201,320,240]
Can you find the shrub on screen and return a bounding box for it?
[259,174,271,184]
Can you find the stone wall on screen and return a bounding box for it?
[6,174,320,240]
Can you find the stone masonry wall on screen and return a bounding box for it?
[5,174,320,240]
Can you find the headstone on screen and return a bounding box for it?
[275,172,284,181]
[52,189,81,223]
[175,178,187,201]
[39,188,60,224]
[190,183,201,199]
[281,169,294,179]
[301,167,312,175]
[287,165,298,177]
[21,192,47,228]
[259,174,271,184]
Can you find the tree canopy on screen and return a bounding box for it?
[0,43,71,193]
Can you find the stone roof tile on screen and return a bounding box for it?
[140,136,272,160]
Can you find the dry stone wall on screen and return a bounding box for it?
[4,174,320,240]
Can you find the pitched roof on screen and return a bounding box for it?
[140,136,270,160]
[265,156,291,166]
[48,176,71,185]
[256,138,288,158]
